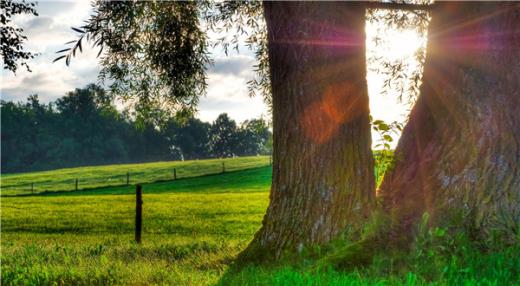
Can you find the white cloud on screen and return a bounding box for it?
[198,65,268,123]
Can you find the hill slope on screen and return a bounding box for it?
[1,156,270,196]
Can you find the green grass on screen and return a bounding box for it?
[2,159,519,285]
[1,155,270,196]
[2,167,271,285]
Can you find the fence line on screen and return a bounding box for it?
[2,158,273,196]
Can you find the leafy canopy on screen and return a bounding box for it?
[55,1,211,122]
[53,1,432,122]
[1,0,38,73]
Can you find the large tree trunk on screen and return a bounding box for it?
[247,2,374,259]
[380,2,520,243]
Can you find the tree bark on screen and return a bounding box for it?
[248,2,374,259]
[380,2,520,243]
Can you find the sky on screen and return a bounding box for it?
[1,1,427,147]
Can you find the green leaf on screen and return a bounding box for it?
[71,27,84,33]
[56,48,71,54]
[53,55,66,63]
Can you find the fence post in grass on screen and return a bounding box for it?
[173,168,177,180]
[135,184,143,244]
[75,179,78,191]
[126,172,130,186]
[222,161,225,173]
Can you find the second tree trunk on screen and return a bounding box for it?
[380,2,520,243]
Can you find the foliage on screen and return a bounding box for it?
[163,117,211,160]
[236,118,271,156]
[1,0,38,73]
[1,85,272,174]
[2,164,518,285]
[51,0,437,120]
[207,113,271,158]
[1,85,171,173]
[54,1,211,121]
[209,113,240,158]
[371,118,403,185]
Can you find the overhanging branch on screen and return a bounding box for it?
[364,2,435,12]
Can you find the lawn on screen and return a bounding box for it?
[2,161,519,285]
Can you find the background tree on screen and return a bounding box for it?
[1,85,175,172]
[208,113,239,158]
[163,117,211,160]
[2,87,270,173]
[235,118,271,156]
[379,2,520,244]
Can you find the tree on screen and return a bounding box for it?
[379,2,520,244]
[163,117,210,160]
[1,85,180,172]
[235,118,271,156]
[244,2,375,259]
[1,0,38,73]
[208,113,239,158]
[60,1,376,258]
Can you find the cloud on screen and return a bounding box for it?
[25,16,54,32]
[209,55,255,78]
[198,70,268,123]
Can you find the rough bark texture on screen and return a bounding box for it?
[249,2,375,259]
[380,2,520,243]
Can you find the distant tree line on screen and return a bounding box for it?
[1,84,272,173]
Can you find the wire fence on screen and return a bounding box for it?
[1,156,272,196]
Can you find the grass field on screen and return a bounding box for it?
[1,156,270,196]
[2,160,519,285]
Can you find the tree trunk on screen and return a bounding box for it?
[247,2,374,259]
[380,2,520,243]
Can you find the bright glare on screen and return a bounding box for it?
[365,12,429,148]
[381,29,425,61]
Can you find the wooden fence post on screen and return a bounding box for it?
[222,161,225,173]
[173,168,177,180]
[75,179,78,191]
[135,184,143,244]
[126,172,130,186]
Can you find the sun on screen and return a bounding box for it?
[365,11,429,148]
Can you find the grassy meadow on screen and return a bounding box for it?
[2,159,519,285]
[1,156,270,196]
